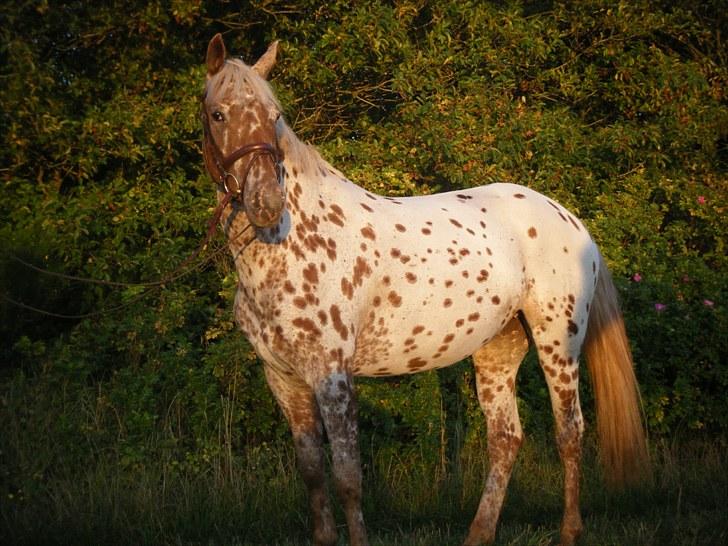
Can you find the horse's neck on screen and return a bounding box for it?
[277,123,348,211]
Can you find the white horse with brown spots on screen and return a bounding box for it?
[200,34,648,546]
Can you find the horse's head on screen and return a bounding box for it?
[202,33,285,228]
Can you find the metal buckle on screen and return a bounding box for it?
[222,172,242,195]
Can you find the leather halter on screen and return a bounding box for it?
[201,107,280,199]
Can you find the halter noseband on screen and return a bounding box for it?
[219,142,279,196]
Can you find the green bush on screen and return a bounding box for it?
[1,1,726,480]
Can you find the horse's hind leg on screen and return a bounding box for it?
[464,317,529,546]
[263,365,338,546]
[526,307,587,546]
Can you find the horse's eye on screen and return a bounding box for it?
[211,111,225,122]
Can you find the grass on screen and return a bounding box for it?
[1,367,725,545]
[2,430,726,546]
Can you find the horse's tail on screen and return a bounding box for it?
[583,254,649,487]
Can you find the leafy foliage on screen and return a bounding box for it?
[1,0,726,491]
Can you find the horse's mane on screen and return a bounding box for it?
[275,120,345,179]
[208,58,344,180]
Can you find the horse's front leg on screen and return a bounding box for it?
[315,370,369,546]
[263,365,338,546]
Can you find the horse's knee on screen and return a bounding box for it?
[487,428,523,462]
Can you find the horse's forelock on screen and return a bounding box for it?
[206,59,281,114]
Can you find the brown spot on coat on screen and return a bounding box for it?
[341,277,354,300]
[568,215,581,231]
[361,226,376,240]
[327,212,344,227]
[388,291,402,307]
[303,263,318,284]
[568,320,579,335]
[292,317,322,337]
[330,305,348,340]
[352,256,371,286]
[407,357,427,369]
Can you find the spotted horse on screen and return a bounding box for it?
[200,34,648,546]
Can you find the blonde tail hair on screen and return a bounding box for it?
[584,255,650,486]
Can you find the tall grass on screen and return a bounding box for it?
[1,372,726,545]
[2,431,726,545]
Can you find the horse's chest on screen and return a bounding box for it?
[232,250,340,371]
[232,247,289,338]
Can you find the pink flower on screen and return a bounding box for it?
[654,303,667,312]
[703,299,714,307]
[682,274,690,283]
[697,195,706,205]
[632,273,642,282]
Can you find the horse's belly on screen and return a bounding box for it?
[352,289,519,377]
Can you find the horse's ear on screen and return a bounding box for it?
[252,41,278,79]
[206,33,226,76]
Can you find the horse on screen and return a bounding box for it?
[200,33,648,546]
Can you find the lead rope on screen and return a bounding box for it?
[1,192,256,319]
